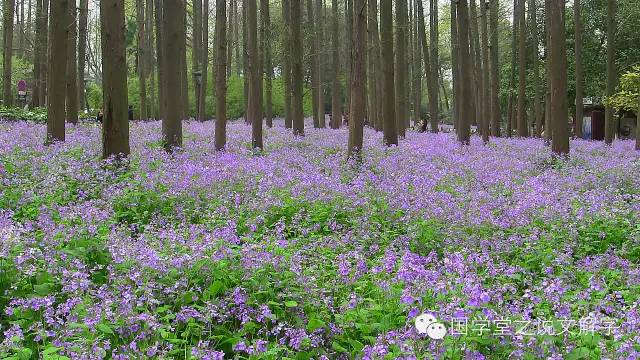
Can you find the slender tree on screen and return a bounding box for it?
[411,0,422,128]
[215,0,228,150]
[136,0,148,121]
[308,0,320,128]
[480,0,490,142]
[101,0,130,158]
[395,0,408,138]
[544,0,551,143]
[162,0,184,150]
[155,0,166,120]
[291,0,305,136]
[506,0,518,137]
[530,0,542,138]
[282,0,293,128]
[330,0,342,129]
[32,0,46,107]
[469,0,481,130]
[78,0,88,111]
[515,0,526,136]
[489,0,500,136]
[179,4,189,119]
[261,0,273,127]
[247,0,263,148]
[549,0,568,155]
[46,0,68,143]
[604,0,616,144]
[451,1,461,132]
[573,0,583,139]
[192,0,202,120]
[381,0,397,145]
[368,0,381,131]
[429,0,439,133]
[316,0,325,128]
[66,0,79,124]
[456,0,473,144]
[3,0,16,107]
[198,0,209,122]
[349,0,366,157]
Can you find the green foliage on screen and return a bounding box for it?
[0,106,47,122]
[604,65,640,112]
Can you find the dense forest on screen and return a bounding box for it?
[1,1,640,359]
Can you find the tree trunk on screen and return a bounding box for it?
[429,0,439,132]
[395,0,408,138]
[506,0,518,138]
[411,0,421,130]
[3,0,16,107]
[242,3,249,121]
[32,0,45,107]
[66,0,78,124]
[146,0,155,117]
[417,0,431,133]
[101,0,130,158]
[544,0,551,143]
[367,0,380,131]
[456,0,472,144]
[291,0,304,136]
[192,0,202,120]
[227,0,234,77]
[348,0,365,157]
[46,0,67,143]
[307,0,320,128]
[344,0,353,126]
[469,0,480,129]
[198,0,209,122]
[180,5,189,120]
[282,0,293,128]
[136,0,148,121]
[261,0,273,127]
[78,0,88,111]
[516,0,527,137]
[247,0,263,148]
[162,0,184,150]
[604,0,616,144]
[381,0,397,145]
[549,0,568,155]
[489,0,500,136]
[451,1,460,133]
[330,0,342,129]
[155,0,166,120]
[530,0,542,138]
[480,0,490,142]
[573,0,583,139]
[215,0,227,150]
[316,0,325,128]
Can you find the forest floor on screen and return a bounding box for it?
[0,120,639,359]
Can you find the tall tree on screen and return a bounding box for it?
[480,0,490,142]
[242,2,249,120]
[429,0,439,133]
[247,0,263,148]
[261,0,273,127]
[155,0,166,120]
[282,0,293,128]
[469,0,481,129]
[198,0,209,122]
[32,0,47,107]
[316,0,325,128]
[215,0,228,150]
[506,0,518,137]
[101,0,130,158]
[349,0,365,157]
[451,1,461,132]
[162,0,184,151]
[489,0,500,136]
[573,0,583,139]
[46,0,68,143]
[308,0,320,128]
[368,0,381,131]
[530,0,542,138]
[291,0,304,136]
[456,0,473,145]
[395,0,408,138]
[411,0,421,128]
[179,4,189,119]
[604,0,616,144]
[66,0,79,124]
[2,0,16,107]
[544,0,551,143]
[330,0,342,129]
[549,0,568,155]
[345,0,353,125]
[78,0,88,111]
[417,0,431,132]
[136,0,148,121]
[381,0,397,145]
[516,0,527,137]
[192,0,202,120]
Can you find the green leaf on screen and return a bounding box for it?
[97,323,114,335]
[331,341,348,353]
[307,318,326,332]
[285,300,298,308]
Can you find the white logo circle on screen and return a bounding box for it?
[414,313,447,340]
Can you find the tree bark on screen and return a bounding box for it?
[66,0,78,124]
[516,0,527,137]
[381,0,397,145]
[198,0,209,122]
[155,0,166,120]
[530,0,542,137]
[368,0,381,131]
[32,0,45,107]
[480,0,490,142]
[136,0,148,121]
[291,0,305,136]
[215,0,228,150]
[162,0,184,150]
[308,0,320,128]
[411,0,421,130]
[101,0,130,158]
[456,0,472,145]
[261,0,273,127]
[469,0,481,129]
[192,0,202,120]
[429,0,439,132]
[549,0,568,155]
[604,0,616,144]
[349,0,365,157]
[573,0,583,139]
[180,4,189,119]
[451,1,461,133]
[47,0,67,143]
[506,0,518,138]
[282,0,293,128]
[3,0,16,107]
[544,0,551,143]
[247,0,263,148]
[417,0,431,132]
[316,0,325,128]
[330,0,342,129]
[489,0,500,136]
[395,0,408,138]
[78,0,88,111]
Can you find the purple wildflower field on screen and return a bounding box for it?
[0,120,639,359]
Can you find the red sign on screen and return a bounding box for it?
[17,80,27,96]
